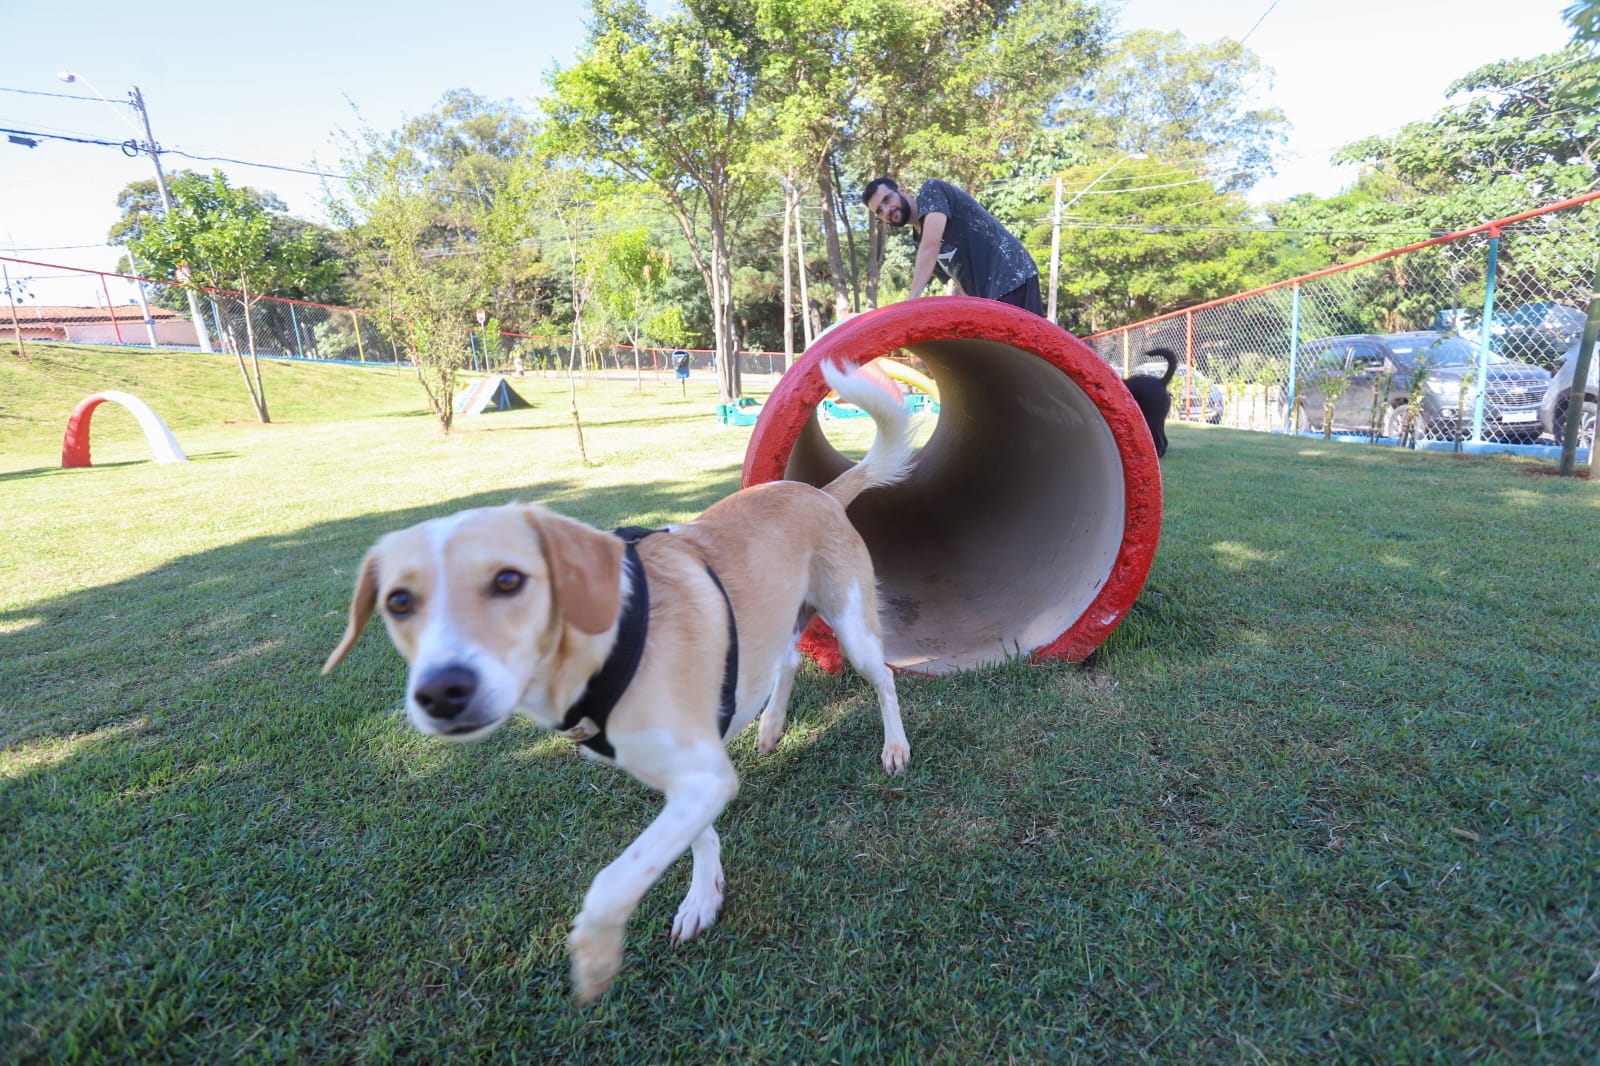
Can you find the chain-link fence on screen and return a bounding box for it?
[1086,192,1600,454]
[10,192,1599,450]
[0,254,793,381]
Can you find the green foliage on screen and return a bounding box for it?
[645,303,690,348]
[1057,29,1289,193]
[1274,47,1600,332]
[594,225,674,353]
[543,0,771,399]
[1018,159,1315,333]
[331,93,551,433]
[109,173,346,310]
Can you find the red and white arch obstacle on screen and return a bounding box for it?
[61,391,189,468]
[743,297,1162,675]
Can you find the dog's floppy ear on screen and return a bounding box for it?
[524,506,625,635]
[322,549,379,674]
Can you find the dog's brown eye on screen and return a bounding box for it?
[385,589,415,617]
[492,569,524,595]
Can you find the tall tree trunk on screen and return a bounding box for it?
[782,182,795,371]
[230,288,268,423]
[240,285,270,423]
[795,206,814,346]
[710,213,740,400]
[831,152,861,313]
[817,155,852,321]
[865,217,884,308]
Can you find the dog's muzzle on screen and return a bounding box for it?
[411,663,501,737]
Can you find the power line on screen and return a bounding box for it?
[160,147,347,181]
[0,125,130,150]
[0,86,108,103]
[1238,0,1281,46]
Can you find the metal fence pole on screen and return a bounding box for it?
[126,250,158,347]
[99,272,124,345]
[1286,282,1302,433]
[1470,229,1501,444]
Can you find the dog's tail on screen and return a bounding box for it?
[819,359,916,508]
[1146,347,1178,385]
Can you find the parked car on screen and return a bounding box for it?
[1488,302,1587,364]
[1128,360,1224,424]
[1537,339,1598,449]
[1429,307,1480,335]
[1291,332,1550,444]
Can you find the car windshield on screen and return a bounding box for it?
[1383,336,1479,367]
[1504,303,1584,328]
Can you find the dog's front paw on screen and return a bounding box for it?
[670,871,725,944]
[569,912,625,1005]
[881,740,910,775]
[757,709,787,753]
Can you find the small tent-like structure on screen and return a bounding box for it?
[455,376,531,414]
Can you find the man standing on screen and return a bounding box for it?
[862,176,1044,316]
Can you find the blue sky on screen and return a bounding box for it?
[0,0,1577,306]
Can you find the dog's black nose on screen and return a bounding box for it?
[413,664,478,720]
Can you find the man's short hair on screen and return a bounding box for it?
[861,176,898,206]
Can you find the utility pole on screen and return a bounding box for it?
[1046,153,1148,326]
[1046,176,1063,323]
[129,85,212,353]
[58,73,213,352]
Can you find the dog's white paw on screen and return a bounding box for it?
[568,912,625,1005]
[881,740,910,775]
[757,710,787,753]
[670,872,725,944]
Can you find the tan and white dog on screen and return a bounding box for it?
[322,360,915,1003]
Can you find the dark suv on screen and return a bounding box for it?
[1292,332,1550,444]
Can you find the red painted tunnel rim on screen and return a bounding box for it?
[742,296,1162,667]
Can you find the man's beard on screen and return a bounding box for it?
[886,191,912,227]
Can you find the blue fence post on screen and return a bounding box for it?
[1471,228,1501,444]
[1286,282,1302,433]
[290,304,305,359]
[468,329,480,372]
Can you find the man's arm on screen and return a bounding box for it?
[908,211,947,299]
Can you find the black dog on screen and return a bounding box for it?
[1123,347,1176,458]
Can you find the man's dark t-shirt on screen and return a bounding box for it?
[912,179,1038,300]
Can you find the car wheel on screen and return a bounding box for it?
[1382,403,1413,443]
[1553,399,1598,450]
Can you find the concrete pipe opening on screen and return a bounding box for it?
[743,297,1162,675]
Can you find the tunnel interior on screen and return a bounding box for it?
[785,336,1127,674]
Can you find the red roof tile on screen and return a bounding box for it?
[0,304,184,324]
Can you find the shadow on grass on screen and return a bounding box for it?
[0,463,905,1057]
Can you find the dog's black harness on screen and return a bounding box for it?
[558,527,738,760]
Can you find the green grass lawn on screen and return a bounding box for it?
[3,345,1597,1063]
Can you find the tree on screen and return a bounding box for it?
[109,174,347,312]
[846,0,1110,307]
[1058,29,1289,193]
[545,0,767,401]
[1334,47,1600,217]
[1269,46,1600,338]
[982,156,1313,335]
[125,170,301,422]
[594,225,674,389]
[330,91,550,434]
